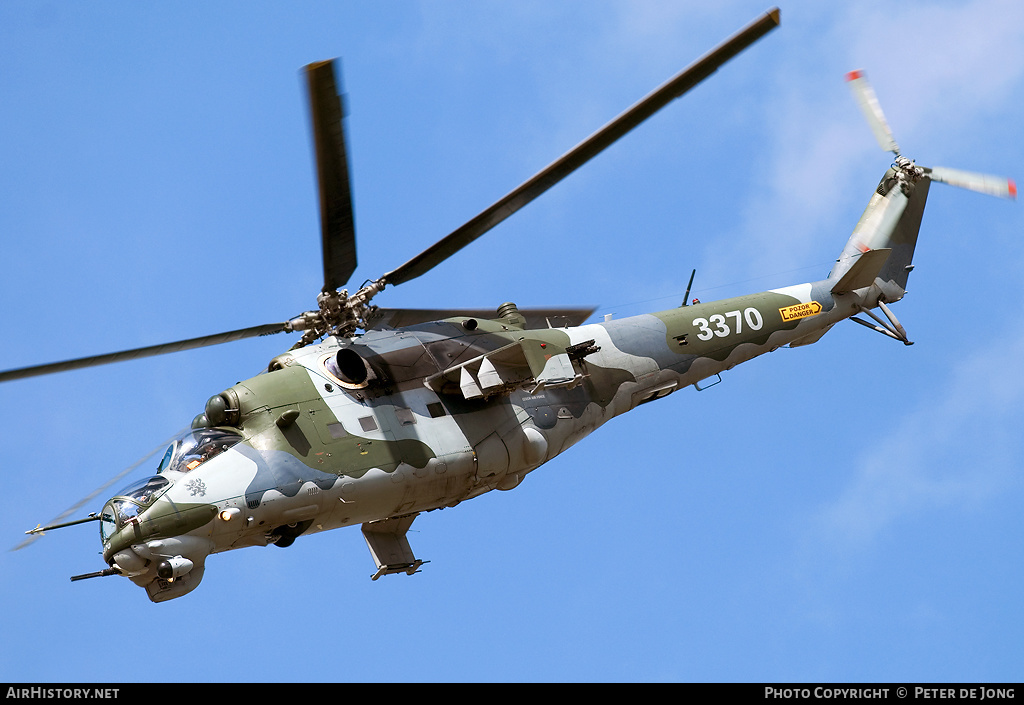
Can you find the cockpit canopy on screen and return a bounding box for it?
[99,428,242,543]
[156,428,242,476]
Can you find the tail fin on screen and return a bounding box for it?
[876,176,930,292]
[828,168,931,300]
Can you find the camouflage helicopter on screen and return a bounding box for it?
[4,8,1016,602]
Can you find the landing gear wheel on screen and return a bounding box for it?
[270,520,311,548]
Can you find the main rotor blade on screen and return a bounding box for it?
[0,323,291,383]
[13,432,181,551]
[925,166,1017,199]
[382,7,781,287]
[306,60,358,292]
[846,69,901,155]
[370,306,596,330]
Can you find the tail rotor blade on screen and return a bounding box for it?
[846,70,901,155]
[926,166,1017,199]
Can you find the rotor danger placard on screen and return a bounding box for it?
[778,301,822,321]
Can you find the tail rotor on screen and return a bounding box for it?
[835,69,1016,345]
[845,69,1016,200]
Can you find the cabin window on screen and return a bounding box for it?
[358,416,378,432]
[426,402,446,418]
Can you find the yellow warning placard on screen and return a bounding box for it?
[779,301,822,322]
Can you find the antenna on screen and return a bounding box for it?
[682,269,696,306]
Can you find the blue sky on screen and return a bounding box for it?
[2,0,1023,683]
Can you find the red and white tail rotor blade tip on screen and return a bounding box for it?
[846,69,901,155]
[928,166,1018,200]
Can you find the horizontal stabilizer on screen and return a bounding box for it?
[831,248,891,294]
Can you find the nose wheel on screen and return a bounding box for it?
[270,520,313,548]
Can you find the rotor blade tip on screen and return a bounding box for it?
[768,7,781,24]
[846,69,865,82]
[1009,180,1017,199]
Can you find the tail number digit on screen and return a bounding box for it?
[693,308,762,341]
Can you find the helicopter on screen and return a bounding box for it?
[3,7,1016,602]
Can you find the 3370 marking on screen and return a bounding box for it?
[692,308,763,341]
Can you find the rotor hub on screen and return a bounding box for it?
[287,279,388,348]
[892,156,925,194]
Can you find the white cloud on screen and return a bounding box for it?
[710,0,1024,286]
[840,0,1024,137]
[815,324,1024,547]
